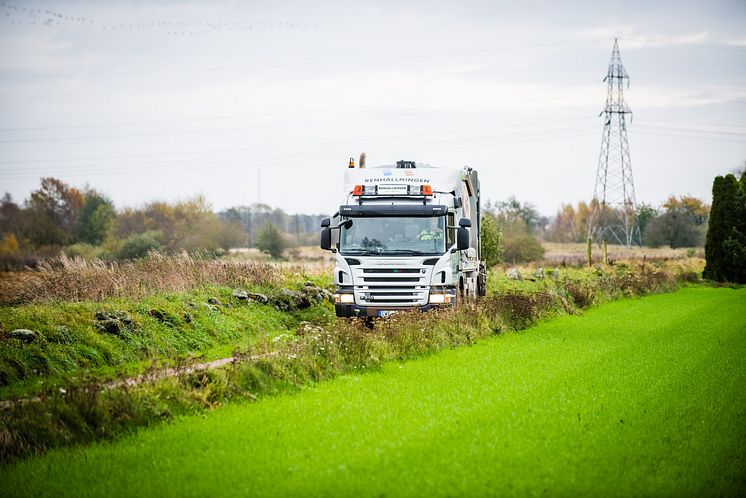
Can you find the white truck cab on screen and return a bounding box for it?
[321,160,486,318]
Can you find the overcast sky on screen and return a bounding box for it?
[0,0,744,216]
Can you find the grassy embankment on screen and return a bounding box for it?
[0,255,335,399]
[2,286,744,497]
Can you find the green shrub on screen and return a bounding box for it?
[644,210,704,248]
[75,192,115,245]
[115,231,162,260]
[502,234,545,263]
[256,223,285,259]
[481,214,503,268]
[63,243,107,260]
[703,173,746,283]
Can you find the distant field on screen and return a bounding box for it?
[543,242,700,264]
[226,243,698,270]
[3,286,744,497]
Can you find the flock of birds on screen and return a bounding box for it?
[0,2,317,36]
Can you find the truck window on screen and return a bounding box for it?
[339,216,447,256]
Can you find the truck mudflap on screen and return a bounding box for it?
[335,303,450,318]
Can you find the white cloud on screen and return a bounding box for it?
[576,25,711,50]
[722,35,746,47]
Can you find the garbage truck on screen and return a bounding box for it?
[320,159,486,318]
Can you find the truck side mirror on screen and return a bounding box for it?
[459,217,471,228]
[320,227,332,250]
[457,227,470,251]
[320,217,331,228]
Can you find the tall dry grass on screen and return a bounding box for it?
[0,253,278,305]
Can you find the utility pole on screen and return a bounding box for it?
[588,38,641,248]
[257,168,262,205]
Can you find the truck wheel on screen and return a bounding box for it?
[477,263,487,297]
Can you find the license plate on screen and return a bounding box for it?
[377,310,398,317]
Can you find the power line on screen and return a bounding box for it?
[0,121,600,172]
[0,41,590,80]
[1,81,741,136]
[0,84,592,135]
[0,120,740,179]
[616,36,746,52]
[0,91,601,144]
[0,128,602,180]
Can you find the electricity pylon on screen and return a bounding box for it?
[587,38,641,248]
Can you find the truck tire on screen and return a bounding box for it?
[457,277,465,304]
[478,263,487,297]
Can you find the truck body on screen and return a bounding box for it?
[320,160,486,318]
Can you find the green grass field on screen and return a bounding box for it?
[2,286,745,497]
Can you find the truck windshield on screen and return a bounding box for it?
[339,216,447,256]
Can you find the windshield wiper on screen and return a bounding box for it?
[380,249,429,255]
[341,249,380,255]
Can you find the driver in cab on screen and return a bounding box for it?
[418,218,444,241]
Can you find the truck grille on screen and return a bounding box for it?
[363,277,421,283]
[352,265,430,307]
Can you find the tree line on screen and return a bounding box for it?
[0,177,326,267]
[0,175,730,269]
[478,193,712,266]
[545,196,710,248]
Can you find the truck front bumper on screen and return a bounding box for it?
[335,303,444,318]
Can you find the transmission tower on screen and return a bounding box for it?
[587,38,641,248]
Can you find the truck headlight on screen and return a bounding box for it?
[429,293,452,304]
[334,293,355,304]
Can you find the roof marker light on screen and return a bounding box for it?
[348,157,355,168]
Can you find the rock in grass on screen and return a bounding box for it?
[50,325,72,344]
[269,286,332,310]
[320,288,335,302]
[278,289,312,309]
[202,303,219,312]
[148,309,179,327]
[94,310,134,335]
[183,313,193,324]
[207,297,221,306]
[232,289,249,300]
[246,292,269,304]
[301,286,322,303]
[98,310,133,326]
[148,309,167,321]
[96,319,125,335]
[274,301,291,312]
[507,268,522,280]
[9,329,37,343]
